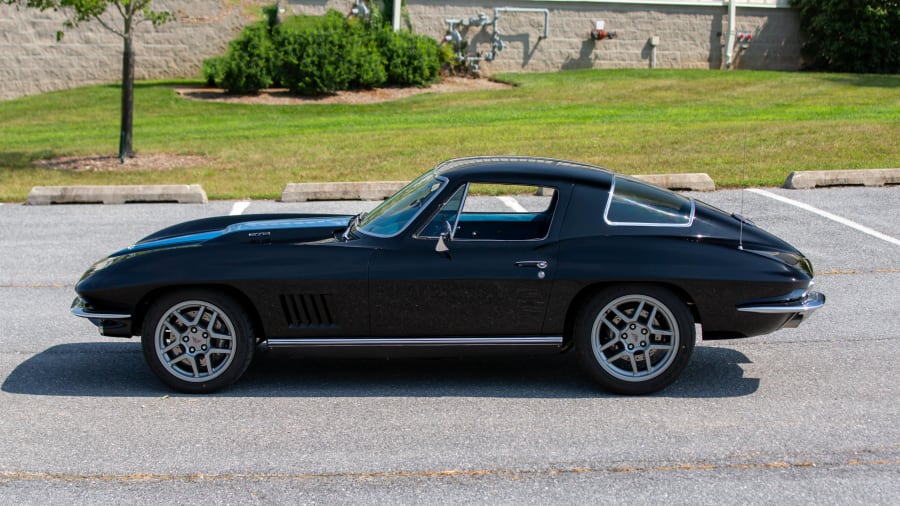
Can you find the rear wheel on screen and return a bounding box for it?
[141,290,255,394]
[574,285,695,395]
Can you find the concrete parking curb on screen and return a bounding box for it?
[281,181,408,202]
[25,185,208,205]
[17,172,722,205]
[783,169,900,189]
[281,173,716,202]
[633,173,716,192]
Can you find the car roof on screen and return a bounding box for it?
[432,156,615,187]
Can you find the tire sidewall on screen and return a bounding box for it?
[141,289,255,394]
[574,284,695,395]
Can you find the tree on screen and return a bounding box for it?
[792,0,899,74]
[4,1,172,161]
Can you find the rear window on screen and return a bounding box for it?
[604,176,694,227]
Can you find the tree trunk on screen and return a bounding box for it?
[119,33,135,161]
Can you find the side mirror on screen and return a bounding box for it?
[436,234,449,253]
[435,220,452,253]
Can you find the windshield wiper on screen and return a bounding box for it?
[340,212,367,242]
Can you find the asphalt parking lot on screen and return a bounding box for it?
[0,186,898,504]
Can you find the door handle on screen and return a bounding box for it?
[515,260,548,269]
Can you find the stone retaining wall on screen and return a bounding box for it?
[1,0,801,101]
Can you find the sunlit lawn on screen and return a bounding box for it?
[0,69,897,201]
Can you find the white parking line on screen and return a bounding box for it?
[230,201,251,216]
[748,188,900,247]
[497,196,527,213]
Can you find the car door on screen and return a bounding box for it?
[368,182,562,337]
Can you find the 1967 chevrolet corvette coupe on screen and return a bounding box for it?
[72,157,824,394]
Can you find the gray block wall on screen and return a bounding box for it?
[1,0,801,101]
[0,0,253,100]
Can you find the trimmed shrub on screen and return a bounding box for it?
[379,28,441,87]
[345,18,388,90]
[277,10,385,95]
[219,21,278,94]
[205,6,444,96]
[792,0,899,73]
[201,56,225,87]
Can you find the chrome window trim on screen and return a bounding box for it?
[356,175,449,239]
[603,176,696,228]
[414,182,468,240]
[417,182,558,242]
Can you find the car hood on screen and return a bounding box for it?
[112,213,352,257]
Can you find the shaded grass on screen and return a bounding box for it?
[1,69,897,201]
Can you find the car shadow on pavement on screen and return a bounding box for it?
[2,342,759,398]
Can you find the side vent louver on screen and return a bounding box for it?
[280,294,335,328]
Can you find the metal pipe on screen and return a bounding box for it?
[725,0,737,69]
[392,0,401,31]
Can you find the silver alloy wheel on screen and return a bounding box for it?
[153,300,237,383]
[590,294,680,382]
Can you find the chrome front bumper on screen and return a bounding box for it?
[737,291,826,328]
[71,297,133,337]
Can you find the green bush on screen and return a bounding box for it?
[219,21,278,94]
[379,28,441,87]
[201,56,225,87]
[276,11,350,95]
[206,6,443,96]
[792,0,899,73]
[345,18,388,90]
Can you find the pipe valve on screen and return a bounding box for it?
[590,29,617,41]
[590,21,616,41]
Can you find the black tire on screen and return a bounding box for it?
[141,290,255,394]
[574,284,695,395]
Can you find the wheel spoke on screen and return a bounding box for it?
[203,355,214,375]
[166,353,196,375]
[611,307,631,324]
[645,306,658,327]
[601,317,621,334]
[187,305,206,326]
[607,350,628,363]
[209,329,233,341]
[162,340,181,354]
[205,310,220,332]
[634,301,646,321]
[599,338,618,352]
[188,355,200,377]
[164,321,184,338]
[629,355,639,374]
[172,310,192,327]
[644,349,653,370]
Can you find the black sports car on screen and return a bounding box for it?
[72,157,824,394]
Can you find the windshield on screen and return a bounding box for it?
[357,172,447,237]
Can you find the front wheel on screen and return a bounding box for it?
[141,290,255,394]
[574,285,695,395]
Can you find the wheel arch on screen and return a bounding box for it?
[133,284,264,340]
[562,281,700,347]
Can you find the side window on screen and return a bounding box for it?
[454,183,557,241]
[419,184,468,238]
[604,176,694,227]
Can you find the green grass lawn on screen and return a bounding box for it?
[0,69,897,201]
